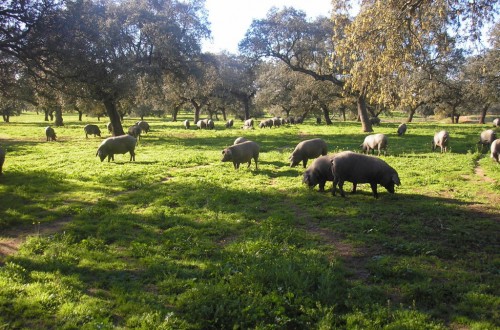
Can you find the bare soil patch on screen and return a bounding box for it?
[0,217,71,262]
[289,202,372,280]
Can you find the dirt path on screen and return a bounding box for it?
[0,218,71,263]
[304,221,372,280]
[289,203,372,281]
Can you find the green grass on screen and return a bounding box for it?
[0,112,498,329]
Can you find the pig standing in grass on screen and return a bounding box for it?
[221,140,260,170]
[96,135,137,162]
[135,121,150,133]
[128,125,142,141]
[490,139,500,162]
[361,133,387,156]
[243,118,254,129]
[84,124,101,138]
[331,151,401,199]
[0,146,5,175]
[45,126,57,141]
[432,130,449,153]
[493,118,499,127]
[207,119,215,130]
[302,155,336,192]
[289,138,328,168]
[226,119,234,128]
[196,120,207,129]
[478,129,497,151]
[183,120,190,129]
[397,123,407,136]
[233,137,248,145]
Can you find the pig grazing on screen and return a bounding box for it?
[196,120,207,129]
[0,146,5,175]
[207,119,215,130]
[225,119,234,128]
[397,123,407,136]
[289,138,328,168]
[478,129,497,151]
[432,130,449,153]
[183,119,190,129]
[331,151,401,199]
[243,118,254,129]
[221,140,260,170]
[493,118,499,127]
[45,126,57,141]
[96,135,137,162]
[135,121,150,133]
[233,137,248,145]
[490,139,500,162]
[361,133,387,156]
[128,125,142,141]
[259,119,273,128]
[84,124,101,138]
[302,155,336,192]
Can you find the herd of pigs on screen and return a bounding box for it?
[0,117,498,199]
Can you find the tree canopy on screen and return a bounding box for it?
[1,0,498,126]
[2,0,210,133]
[240,1,498,130]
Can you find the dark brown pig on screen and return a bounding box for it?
[221,141,260,170]
[289,138,328,168]
[331,151,400,199]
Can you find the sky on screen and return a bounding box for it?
[202,0,332,53]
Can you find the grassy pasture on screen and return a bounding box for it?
[0,112,498,329]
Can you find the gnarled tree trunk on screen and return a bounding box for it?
[103,97,125,136]
[357,92,373,132]
[320,104,333,125]
[479,105,488,124]
[54,105,64,126]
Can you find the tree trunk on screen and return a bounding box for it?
[339,106,346,122]
[320,105,333,125]
[191,100,202,124]
[54,106,64,127]
[221,107,227,121]
[44,108,50,121]
[77,110,83,121]
[407,108,415,123]
[2,114,10,122]
[172,106,179,121]
[479,105,488,124]
[299,109,311,123]
[103,98,125,136]
[243,98,250,120]
[357,93,373,132]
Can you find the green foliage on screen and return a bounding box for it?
[0,113,498,329]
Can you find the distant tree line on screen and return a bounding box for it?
[1,0,498,130]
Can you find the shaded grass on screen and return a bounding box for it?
[0,112,498,329]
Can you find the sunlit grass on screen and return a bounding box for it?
[0,111,498,328]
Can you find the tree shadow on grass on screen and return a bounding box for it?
[0,169,94,229]
[1,175,498,328]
